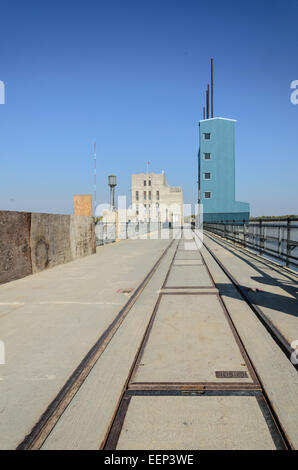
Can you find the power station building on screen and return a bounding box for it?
[199,117,250,222]
[131,172,183,224]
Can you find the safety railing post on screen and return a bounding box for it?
[286,218,291,267]
[259,220,263,255]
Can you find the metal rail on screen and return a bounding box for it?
[16,238,175,450]
[16,233,292,450]
[197,231,298,369]
[103,237,289,450]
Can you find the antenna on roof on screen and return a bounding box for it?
[211,58,214,118]
[206,84,210,119]
[203,107,206,120]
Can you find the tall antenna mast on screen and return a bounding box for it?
[203,107,206,120]
[94,142,96,213]
[206,84,210,119]
[211,58,214,118]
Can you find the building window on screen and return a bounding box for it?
[144,191,146,200]
[144,180,147,186]
[203,133,211,140]
[148,191,151,200]
[136,191,139,201]
[204,172,211,180]
[203,153,211,160]
[136,204,139,215]
[204,191,212,199]
[156,190,159,200]
[148,180,151,186]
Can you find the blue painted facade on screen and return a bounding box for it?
[199,117,249,222]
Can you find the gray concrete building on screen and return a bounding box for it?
[131,172,183,224]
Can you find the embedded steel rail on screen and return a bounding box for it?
[16,238,175,450]
[200,231,298,369]
[102,237,290,450]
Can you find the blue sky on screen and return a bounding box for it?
[0,0,297,216]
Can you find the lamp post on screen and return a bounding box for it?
[108,174,117,210]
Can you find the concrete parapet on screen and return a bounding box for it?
[70,215,96,259]
[30,213,72,273]
[0,210,32,284]
[0,210,96,284]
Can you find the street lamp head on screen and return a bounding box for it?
[108,174,117,188]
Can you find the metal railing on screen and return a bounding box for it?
[95,221,165,246]
[203,218,298,269]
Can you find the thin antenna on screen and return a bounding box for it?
[206,84,210,119]
[203,107,206,120]
[211,58,214,118]
[94,142,96,213]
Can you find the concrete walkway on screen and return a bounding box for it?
[1,231,297,450]
[0,238,171,449]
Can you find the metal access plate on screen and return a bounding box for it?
[131,295,255,385]
[116,395,277,450]
[165,265,213,288]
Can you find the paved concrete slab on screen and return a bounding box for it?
[132,294,252,384]
[175,250,202,260]
[41,242,178,450]
[0,238,172,449]
[116,396,276,450]
[174,259,204,266]
[165,265,213,287]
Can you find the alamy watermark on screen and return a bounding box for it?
[0,80,5,104]
[290,80,298,104]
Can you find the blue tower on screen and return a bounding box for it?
[199,117,250,222]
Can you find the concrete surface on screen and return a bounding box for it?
[116,396,275,450]
[0,210,32,285]
[0,210,96,284]
[1,228,298,450]
[0,237,172,449]
[30,213,72,273]
[165,265,212,287]
[41,241,178,450]
[70,215,96,259]
[196,233,298,449]
[203,232,298,349]
[132,294,252,384]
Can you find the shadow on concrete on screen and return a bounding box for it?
[217,282,298,319]
[205,233,298,301]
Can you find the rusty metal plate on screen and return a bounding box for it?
[215,371,248,379]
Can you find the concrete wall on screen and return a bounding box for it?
[0,211,32,284]
[0,211,96,284]
[70,215,96,259]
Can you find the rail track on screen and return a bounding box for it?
[16,237,175,450]
[200,230,298,367]
[16,230,297,450]
[102,235,291,450]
